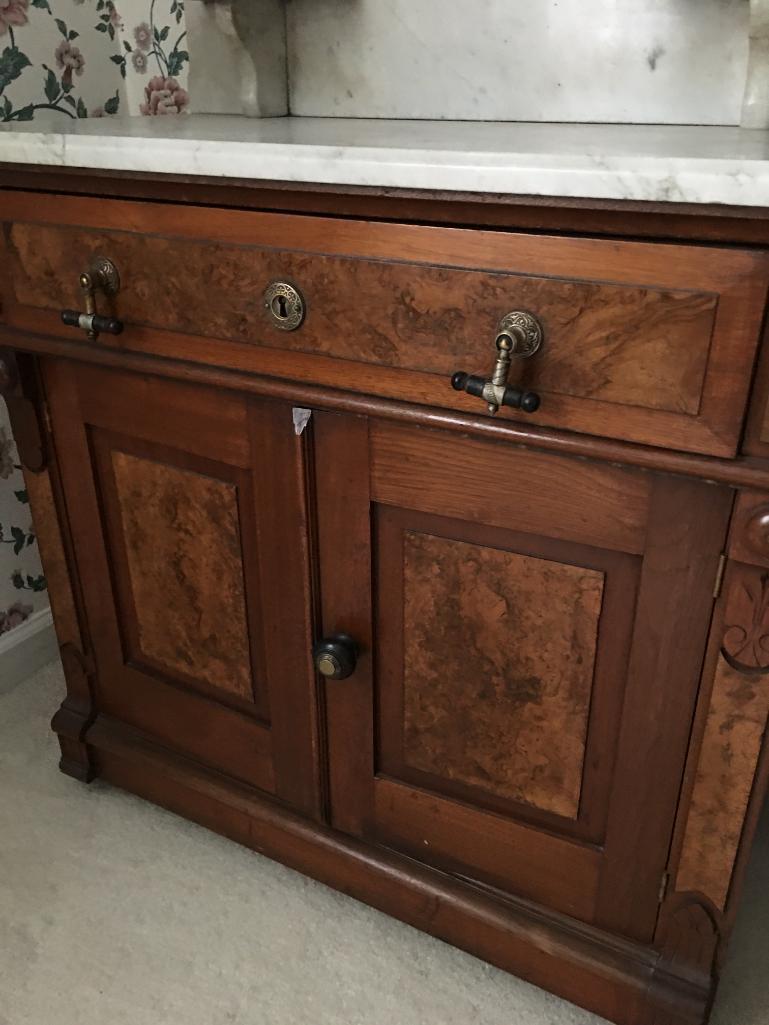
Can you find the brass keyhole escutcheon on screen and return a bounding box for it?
[264,281,306,331]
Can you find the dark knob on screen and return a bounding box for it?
[451,371,540,414]
[61,310,124,336]
[312,634,358,680]
[451,371,485,397]
[501,385,540,413]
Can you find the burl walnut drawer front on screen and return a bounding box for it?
[3,194,769,456]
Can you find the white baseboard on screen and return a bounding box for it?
[0,608,59,694]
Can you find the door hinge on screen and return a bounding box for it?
[658,870,670,904]
[713,553,727,600]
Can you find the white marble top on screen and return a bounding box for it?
[2,114,769,207]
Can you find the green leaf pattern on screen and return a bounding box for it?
[0,420,47,635]
[0,0,188,121]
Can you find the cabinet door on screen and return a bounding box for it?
[44,360,320,816]
[315,414,732,941]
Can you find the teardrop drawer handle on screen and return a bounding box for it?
[61,257,123,341]
[451,310,543,416]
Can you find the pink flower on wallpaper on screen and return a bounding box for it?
[0,426,14,479]
[131,50,148,74]
[0,0,29,35]
[140,75,189,116]
[54,39,85,87]
[0,601,32,636]
[133,21,152,51]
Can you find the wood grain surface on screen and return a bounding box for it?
[677,563,769,910]
[110,449,252,701]
[4,195,768,456]
[400,531,603,818]
[6,222,718,417]
[13,175,769,1025]
[370,421,651,554]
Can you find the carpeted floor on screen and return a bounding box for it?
[1,661,768,1025]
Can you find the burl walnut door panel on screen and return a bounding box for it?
[43,359,321,815]
[315,414,733,941]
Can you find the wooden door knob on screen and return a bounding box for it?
[312,634,358,680]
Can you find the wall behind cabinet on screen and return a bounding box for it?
[0,0,189,122]
[287,0,749,125]
[1,0,753,124]
[0,403,47,636]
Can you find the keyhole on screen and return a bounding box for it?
[272,294,290,320]
[264,282,305,331]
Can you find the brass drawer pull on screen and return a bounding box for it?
[61,257,123,341]
[452,310,543,416]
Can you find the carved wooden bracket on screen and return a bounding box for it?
[657,489,769,980]
[0,348,47,473]
[656,892,720,978]
[51,654,97,784]
[186,0,288,117]
[721,567,769,675]
[719,491,769,675]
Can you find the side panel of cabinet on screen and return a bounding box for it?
[658,489,769,979]
[43,359,321,816]
[315,413,732,940]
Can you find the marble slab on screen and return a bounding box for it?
[3,115,769,207]
[287,0,749,125]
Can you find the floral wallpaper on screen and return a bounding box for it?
[0,0,189,122]
[0,0,189,635]
[0,0,190,634]
[0,404,47,639]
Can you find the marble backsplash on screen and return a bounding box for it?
[287,0,751,125]
[0,0,759,125]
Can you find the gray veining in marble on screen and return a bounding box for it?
[3,115,769,207]
[286,0,749,125]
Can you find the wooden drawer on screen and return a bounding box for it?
[3,194,769,456]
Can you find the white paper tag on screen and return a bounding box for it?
[292,407,313,436]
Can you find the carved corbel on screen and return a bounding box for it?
[186,0,288,117]
[656,490,769,986]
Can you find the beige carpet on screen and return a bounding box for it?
[1,661,767,1025]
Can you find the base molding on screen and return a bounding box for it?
[68,711,717,1025]
[0,607,58,693]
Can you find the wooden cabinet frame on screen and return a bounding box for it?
[314,414,732,943]
[4,175,769,1025]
